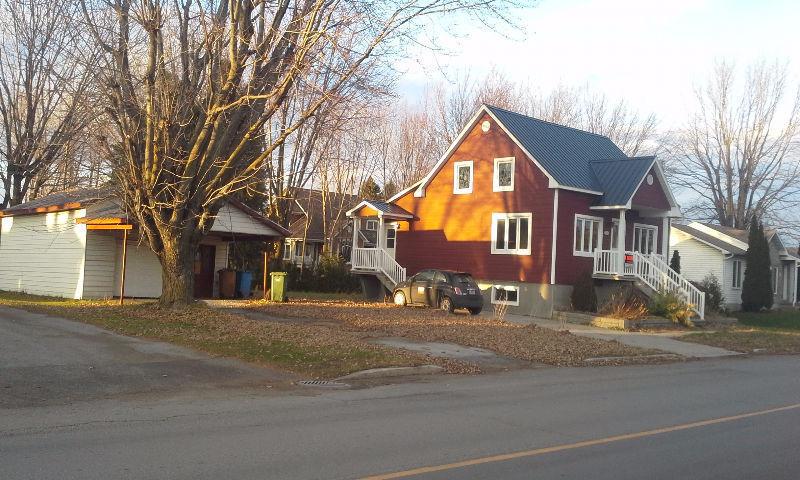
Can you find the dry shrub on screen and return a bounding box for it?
[649,290,695,326]
[599,286,649,320]
[493,290,509,322]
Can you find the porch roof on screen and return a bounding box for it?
[346,200,414,219]
[590,156,656,207]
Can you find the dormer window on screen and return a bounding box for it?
[453,161,473,194]
[493,157,514,192]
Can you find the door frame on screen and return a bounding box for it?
[193,244,216,298]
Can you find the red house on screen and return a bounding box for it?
[347,105,704,319]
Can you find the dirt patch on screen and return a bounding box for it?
[244,299,663,366]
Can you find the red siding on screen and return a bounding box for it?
[555,190,665,285]
[631,167,671,210]
[391,114,670,288]
[394,113,553,284]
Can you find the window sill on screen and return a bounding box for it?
[493,186,514,192]
[491,249,532,256]
[453,189,472,195]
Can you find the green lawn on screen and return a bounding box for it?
[682,308,800,354]
[733,310,800,331]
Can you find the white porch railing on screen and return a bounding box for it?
[593,249,705,319]
[351,247,406,287]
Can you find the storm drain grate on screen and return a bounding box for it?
[297,380,350,388]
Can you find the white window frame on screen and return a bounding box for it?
[365,219,378,230]
[573,214,604,257]
[385,226,397,249]
[493,157,515,192]
[453,160,473,194]
[283,241,292,260]
[491,285,520,306]
[632,223,658,255]
[732,259,743,290]
[491,212,532,255]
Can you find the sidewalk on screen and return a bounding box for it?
[505,314,742,358]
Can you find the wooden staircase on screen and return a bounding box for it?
[594,250,706,319]
[350,247,406,292]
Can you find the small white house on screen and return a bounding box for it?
[0,188,287,300]
[670,222,799,310]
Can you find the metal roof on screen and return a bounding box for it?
[672,223,748,255]
[0,186,111,215]
[485,105,627,192]
[590,157,655,206]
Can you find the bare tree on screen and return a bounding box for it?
[80,0,519,305]
[664,60,800,230]
[0,0,97,208]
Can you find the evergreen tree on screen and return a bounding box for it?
[741,220,773,311]
[670,250,681,273]
[359,177,382,201]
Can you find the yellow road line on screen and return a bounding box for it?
[361,403,800,480]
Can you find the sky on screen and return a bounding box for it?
[397,0,800,129]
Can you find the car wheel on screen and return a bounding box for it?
[439,296,454,313]
[468,307,482,315]
[393,291,407,306]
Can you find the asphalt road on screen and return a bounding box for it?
[2,307,800,479]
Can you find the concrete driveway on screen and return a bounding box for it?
[0,306,293,409]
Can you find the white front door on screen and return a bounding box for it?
[384,224,397,258]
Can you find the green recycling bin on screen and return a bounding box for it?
[269,272,287,302]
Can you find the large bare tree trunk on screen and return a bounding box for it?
[81,0,519,306]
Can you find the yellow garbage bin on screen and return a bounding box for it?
[270,272,287,302]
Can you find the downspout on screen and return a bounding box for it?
[550,189,558,285]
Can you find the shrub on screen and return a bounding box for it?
[571,270,597,313]
[599,286,649,320]
[272,254,360,293]
[670,250,681,273]
[315,253,360,292]
[649,290,694,326]
[741,220,773,311]
[691,273,725,313]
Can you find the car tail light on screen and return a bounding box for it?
[454,287,463,295]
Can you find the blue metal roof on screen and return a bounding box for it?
[485,105,626,192]
[590,157,655,206]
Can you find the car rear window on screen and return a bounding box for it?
[451,273,474,285]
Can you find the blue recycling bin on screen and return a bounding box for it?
[235,271,253,298]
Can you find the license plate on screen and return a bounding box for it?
[467,289,476,295]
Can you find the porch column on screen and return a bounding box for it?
[351,217,359,251]
[662,216,670,259]
[377,215,384,251]
[617,209,626,272]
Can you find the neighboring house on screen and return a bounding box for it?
[0,187,288,300]
[347,104,704,318]
[283,188,359,266]
[671,222,799,309]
